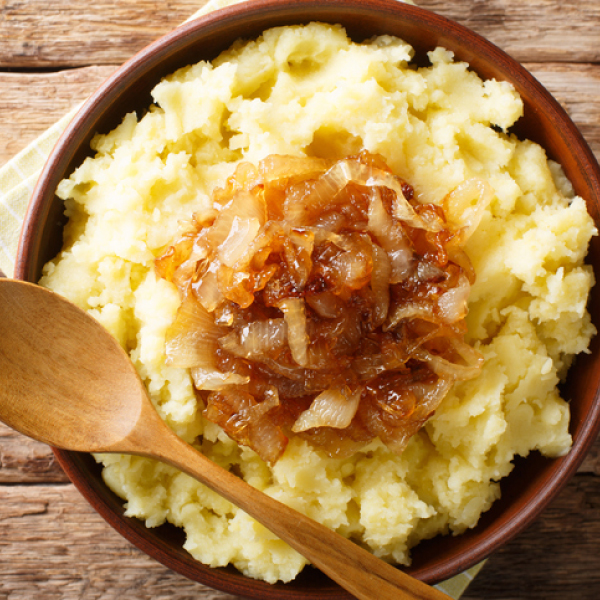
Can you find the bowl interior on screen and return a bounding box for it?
[15,0,600,598]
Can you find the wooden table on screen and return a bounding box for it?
[1,1,599,598]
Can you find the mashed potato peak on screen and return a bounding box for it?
[41,23,596,583]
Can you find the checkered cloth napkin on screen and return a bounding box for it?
[0,0,486,595]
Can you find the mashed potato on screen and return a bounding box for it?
[40,23,596,583]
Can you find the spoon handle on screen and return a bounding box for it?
[126,417,449,600]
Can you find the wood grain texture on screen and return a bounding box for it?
[526,62,600,161]
[0,423,68,483]
[0,0,599,68]
[0,486,243,600]
[0,66,116,164]
[419,0,600,64]
[579,435,600,476]
[0,0,211,68]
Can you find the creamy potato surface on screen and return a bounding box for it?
[41,23,596,583]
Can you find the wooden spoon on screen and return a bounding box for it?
[0,278,450,600]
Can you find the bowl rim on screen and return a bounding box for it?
[14,0,600,597]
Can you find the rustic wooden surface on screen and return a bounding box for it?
[1,1,599,599]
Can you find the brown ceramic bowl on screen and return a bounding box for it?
[15,0,600,598]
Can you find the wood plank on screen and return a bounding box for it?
[526,62,600,162]
[0,0,599,68]
[420,0,600,64]
[0,423,68,483]
[0,0,210,68]
[0,485,242,600]
[1,473,599,599]
[2,62,599,169]
[0,65,116,166]
[579,434,600,476]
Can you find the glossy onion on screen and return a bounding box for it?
[156,151,485,464]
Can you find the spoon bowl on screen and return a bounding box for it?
[0,278,449,600]
[0,279,145,452]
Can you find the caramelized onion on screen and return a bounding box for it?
[156,151,485,464]
[219,318,287,359]
[191,367,250,391]
[437,274,470,323]
[442,178,493,243]
[368,188,414,283]
[218,216,262,267]
[165,293,224,368]
[204,386,287,464]
[276,298,309,366]
[292,386,363,432]
[305,291,343,318]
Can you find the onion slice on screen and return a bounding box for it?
[442,178,493,243]
[276,297,309,366]
[191,367,250,390]
[292,387,363,432]
[218,318,287,359]
[437,274,470,323]
[218,216,262,267]
[413,348,482,381]
[370,243,392,327]
[368,188,413,283]
[165,294,224,368]
[204,387,286,464]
